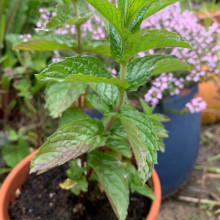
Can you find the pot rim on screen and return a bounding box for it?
[0,151,161,220]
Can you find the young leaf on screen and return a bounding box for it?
[2,140,30,168]
[117,107,158,182]
[85,93,110,114]
[82,41,111,56]
[46,5,72,28]
[148,113,170,122]
[143,0,180,20]
[126,0,154,32]
[140,98,154,114]
[87,0,123,36]
[124,163,155,200]
[126,54,190,91]
[30,119,108,174]
[35,56,130,89]
[45,82,86,118]
[46,4,94,28]
[106,138,132,158]
[95,83,119,108]
[89,151,129,220]
[58,107,90,128]
[123,29,192,61]
[130,177,155,200]
[118,0,133,18]
[109,24,123,61]
[13,38,76,51]
[63,159,88,195]
[106,119,132,158]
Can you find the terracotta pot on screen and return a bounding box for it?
[198,75,220,124]
[195,10,220,24]
[0,151,161,220]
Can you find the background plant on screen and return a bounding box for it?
[137,2,220,109]
[0,0,59,182]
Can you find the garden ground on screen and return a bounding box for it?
[158,123,220,220]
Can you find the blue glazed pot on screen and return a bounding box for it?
[154,85,201,196]
[82,108,102,119]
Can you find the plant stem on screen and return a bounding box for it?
[73,0,82,54]
[4,0,21,39]
[105,62,127,130]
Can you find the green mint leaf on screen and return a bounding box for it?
[106,138,132,158]
[117,107,158,183]
[2,140,30,168]
[127,164,155,200]
[59,107,90,128]
[106,119,132,158]
[13,38,76,51]
[130,180,155,200]
[45,82,86,118]
[85,93,110,114]
[140,98,154,115]
[109,24,123,61]
[46,5,73,28]
[87,0,123,36]
[95,83,119,108]
[82,41,111,56]
[89,151,129,220]
[150,118,169,139]
[126,54,190,91]
[66,159,88,195]
[30,119,108,174]
[118,0,133,18]
[148,113,170,122]
[71,176,88,195]
[126,0,153,32]
[35,56,129,89]
[46,3,93,29]
[152,57,191,75]
[123,29,192,61]
[143,0,180,20]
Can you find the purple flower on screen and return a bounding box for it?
[144,87,163,106]
[185,97,207,113]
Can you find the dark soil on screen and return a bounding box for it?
[9,164,151,220]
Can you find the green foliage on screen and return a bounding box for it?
[36,56,130,88]
[27,0,193,219]
[122,29,192,62]
[45,82,86,118]
[60,159,88,195]
[87,0,124,36]
[30,119,108,174]
[116,107,157,183]
[143,0,180,20]
[58,107,89,128]
[126,54,191,91]
[95,83,119,108]
[89,150,129,220]
[85,93,110,114]
[2,139,30,168]
[127,164,155,200]
[82,41,111,56]
[14,38,76,51]
[47,6,93,28]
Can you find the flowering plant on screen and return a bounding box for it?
[138,2,219,113]
[15,0,192,219]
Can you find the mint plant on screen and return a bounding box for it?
[23,0,193,219]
